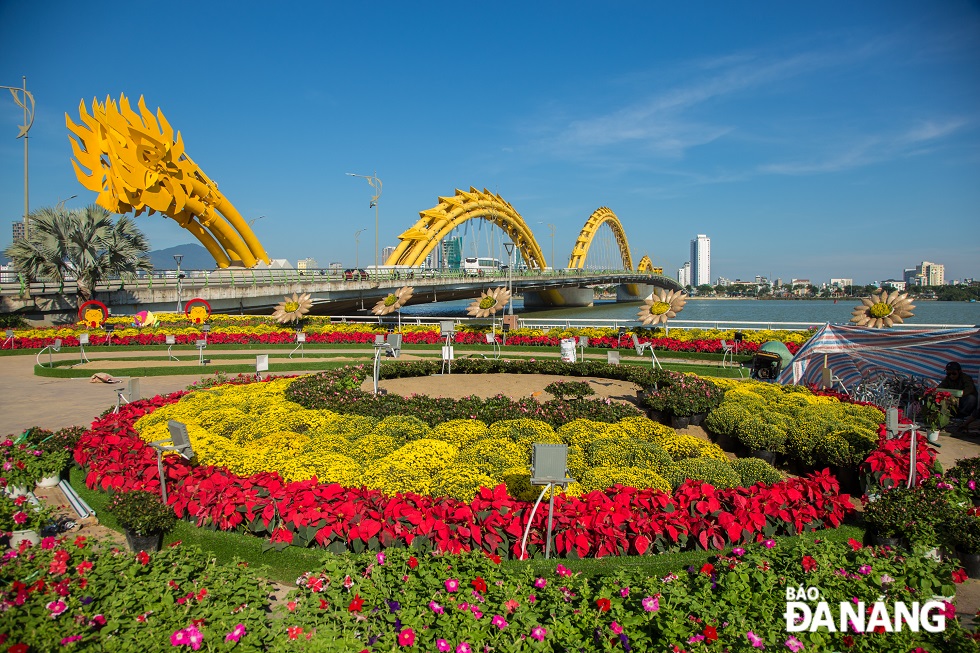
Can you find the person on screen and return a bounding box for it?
[938,361,978,419]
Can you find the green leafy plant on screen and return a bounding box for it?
[641,373,725,417]
[544,380,595,401]
[863,482,957,547]
[0,493,52,533]
[918,388,954,431]
[106,490,177,536]
[951,510,980,555]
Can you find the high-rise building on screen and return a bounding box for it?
[690,234,710,287]
[904,261,945,286]
[677,262,691,288]
[11,221,25,242]
[382,246,396,262]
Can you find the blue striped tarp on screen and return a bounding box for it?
[778,325,980,391]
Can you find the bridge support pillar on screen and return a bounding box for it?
[616,283,655,302]
[523,287,594,308]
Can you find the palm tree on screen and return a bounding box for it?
[4,204,153,301]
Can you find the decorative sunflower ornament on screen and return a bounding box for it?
[466,287,512,318]
[372,286,414,316]
[637,289,687,326]
[272,292,313,324]
[850,289,914,328]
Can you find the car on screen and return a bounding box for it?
[344,268,368,281]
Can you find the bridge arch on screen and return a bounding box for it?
[567,207,632,270]
[385,187,547,270]
[636,255,655,273]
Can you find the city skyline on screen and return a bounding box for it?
[1,1,978,285]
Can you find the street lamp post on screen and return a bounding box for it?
[56,194,78,211]
[1,76,35,237]
[173,254,184,312]
[503,242,515,346]
[354,229,365,269]
[539,222,556,271]
[346,172,382,275]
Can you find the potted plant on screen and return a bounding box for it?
[641,374,723,428]
[917,388,954,440]
[23,426,80,487]
[0,493,52,548]
[863,483,957,551]
[0,439,45,495]
[947,456,980,507]
[734,418,787,465]
[106,490,177,552]
[544,380,596,401]
[951,509,980,578]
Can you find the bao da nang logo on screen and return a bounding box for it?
[784,587,946,633]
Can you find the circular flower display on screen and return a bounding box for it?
[372,286,413,316]
[272,292,313,323]
[850,290,914,328]
[637,289,687,326]
[77,300,109,328]
[466,287,512,318]
[184,298,212,324]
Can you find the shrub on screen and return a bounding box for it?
[430,419,490,449]
[556,419,607,448]
[544,380,595,401]
[578,466,671,494]
[863,483,957,547]
[456,438,526,476]
[672,458,742,489]
[371,415,432,441]
[489,419,558,448]
[613,416,675,442]
[347,434,401,464]
[106,490,177,535]
[951,511,980,555]
[736,417,787,453]
[659,434,729,462]
[703,402,751,436]
[731,457,783,486]
[431,464,496,501]
[361,439,458,496]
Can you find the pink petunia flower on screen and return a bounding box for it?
[747,631,765,648]
[785,636,804,652]
[764,539,776,549]
[534,577,547,589]
[456,643,471,653]
[46,600,68,617]
[171,629,189,646]
[185,626,204,651]
[397,627,415,647]
[491,615,508,630]
[610,621,624,634]
[445,578,460,592]
[225,623,247,643]
[642,596,660,612]
[436,640,451,652]
[530,626,547,642]
[430,601,445,614]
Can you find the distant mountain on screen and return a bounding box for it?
[147,244,215,270]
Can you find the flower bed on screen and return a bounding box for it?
[0,532,973,651]
[3,314,808,355]
[75,390,853,556]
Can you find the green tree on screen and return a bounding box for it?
[4,204,152,301]
[696,283,715,296]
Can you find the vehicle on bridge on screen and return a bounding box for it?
[344,268,369,281]
[463,257,502,277]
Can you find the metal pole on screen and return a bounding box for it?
[22,76,28,235]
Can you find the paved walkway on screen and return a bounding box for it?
[3,349,980,624]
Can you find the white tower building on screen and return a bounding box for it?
[690,234,711,288]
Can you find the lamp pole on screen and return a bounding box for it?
[346,172,382,275]
[503,242,515,314]
[56,194,77,212]
[173,254,184,312]
[354,228,365,269]
[1,76,35,237]
[539,222,556,270]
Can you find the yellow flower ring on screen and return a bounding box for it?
[184,298,212,324]
[383,294,398,307]
[868,303,893,319]
[284,301,300,313]
[77,300,108,328]
[479,296,498,310]
[650,301,671,315]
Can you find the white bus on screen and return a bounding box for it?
[462,257,502,276]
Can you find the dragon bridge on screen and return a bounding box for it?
[66,94,270,269]
[566,207,632,270]
[385,187,547,269]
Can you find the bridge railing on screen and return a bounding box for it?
[0,266,663,297]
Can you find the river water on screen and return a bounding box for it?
[400,298,980,329]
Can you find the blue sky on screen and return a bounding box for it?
[1,1,978,284]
